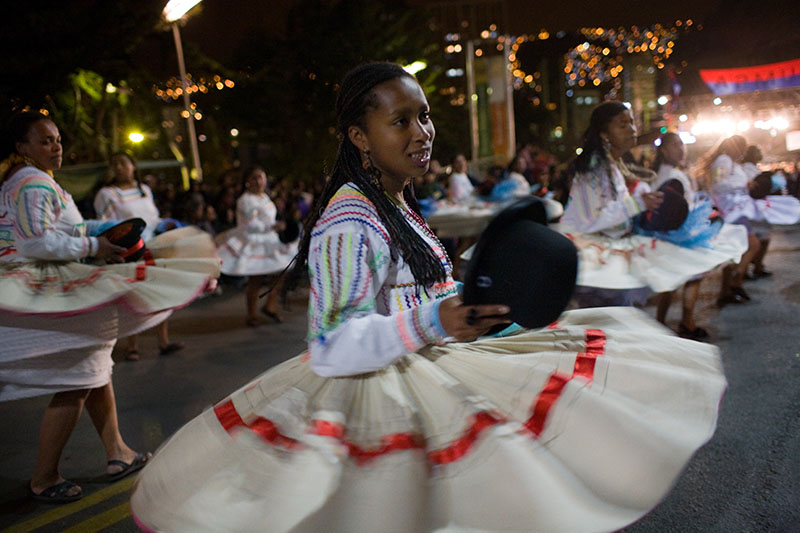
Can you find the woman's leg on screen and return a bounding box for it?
[30,389,91,496]
[720,234,760,299]
[246,275,264,324]
[681,279,702,331]
[656,291,673,325]
[732,234,761,289]
[125,334,140,361]
[262,276,283,316]
[83,381,145,474]
[156,321,169,347]
[752,237,771,275]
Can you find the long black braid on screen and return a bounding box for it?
[282,62,447,297]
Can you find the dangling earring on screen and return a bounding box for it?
[362,151,382,187]
[601,136,612,157]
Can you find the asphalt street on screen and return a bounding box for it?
[1,224,798,532]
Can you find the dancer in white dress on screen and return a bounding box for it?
[559,102,746,307]
[216,166,298,326]
[0,112,219,503]
[652,133,713,339]
[131,63,727,533]
[94,152,184,360]
[698,135,800,305]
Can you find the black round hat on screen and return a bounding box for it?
[99,218,147,262]
[749,171,772,200]
[637,179,689,232]
[462,197,577,330]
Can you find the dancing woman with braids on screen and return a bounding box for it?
[131,63,729,532]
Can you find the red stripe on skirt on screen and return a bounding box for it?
[525,329,606,436]
[213,329,607,463]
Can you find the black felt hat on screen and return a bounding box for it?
[637,179,689,232]
[462,197,577,330]
[99,218,147,262]
[749,171,772,200]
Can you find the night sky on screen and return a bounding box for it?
[182,0,725,63]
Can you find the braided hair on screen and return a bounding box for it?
[283,62,447,296]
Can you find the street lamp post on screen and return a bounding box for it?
[163,0,203,183]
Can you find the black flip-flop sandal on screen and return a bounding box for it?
[107,452,151,481]
[29,480,83,504]
[159,342,184,356]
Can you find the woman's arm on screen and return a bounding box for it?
[561,173,644,234]
[307,193,447,377]
[13,175,97,260]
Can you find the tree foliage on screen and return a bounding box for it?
[217,0,469,182]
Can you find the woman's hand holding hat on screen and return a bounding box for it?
[642,191,664,211]
[438,295,511,341]
[95,236,126,263]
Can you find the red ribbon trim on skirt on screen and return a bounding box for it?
[524,329,606,437]
[213,329,606,464]
[126,249,157,282]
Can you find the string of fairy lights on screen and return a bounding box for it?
[152,74,235,120]
[444,20,700,101]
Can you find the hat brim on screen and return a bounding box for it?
[462,197,577,330]
[99,218,147,262]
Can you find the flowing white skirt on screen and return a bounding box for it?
[714,191,800,225]
[216,226,298,276]
[0,227,220,401]
[131,307,726,533]
[553,223,748,292]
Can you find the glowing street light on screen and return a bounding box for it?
[163,0,203,183]
[128,132,145,143]
[402,61,428,75]
[163,0,201,23]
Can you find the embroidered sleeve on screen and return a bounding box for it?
[561,171,643,234]
[307,187,447,377]
[12,174,93,260]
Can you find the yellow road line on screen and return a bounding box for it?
[1,476,135,533]
[61,502,131,533]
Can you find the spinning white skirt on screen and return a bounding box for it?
[216,227,298,276]
[131,307,726,533]
[551,223,748,293]
[714,191,800,225]
[0,227,220,401]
